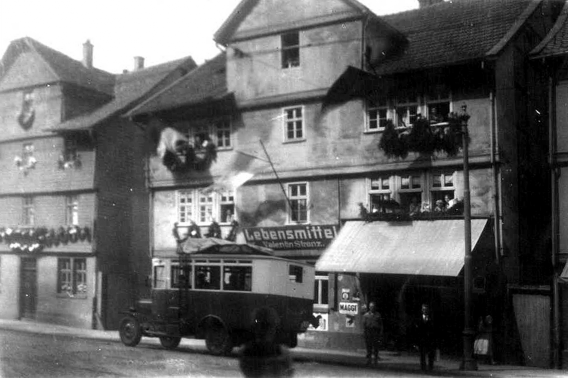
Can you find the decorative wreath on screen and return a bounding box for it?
[162,139,217,173]
[18,109,35,130]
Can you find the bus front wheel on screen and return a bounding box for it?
[119,316,142,347]
[160,336,181,350]
[205,323,232,355]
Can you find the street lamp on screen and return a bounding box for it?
[459,103,478,371]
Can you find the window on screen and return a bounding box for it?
[369,176,392,213]
[430,171,456,204]
[223,266,252,291]
[171,264,192,289]
[314,273,329,310]
[22,196,34,226]
[366,98,389,132]
[288,183,308,223]
[398,174,423,210]
[178,190,236,225]
[395,94,419,128]
[289,265,303,283]
[427,85,451,123]
[215,119,232,149]
[154,265,166,289]
[195,265,221,290]
[57,258,87,297]
[66,195,79,226]
[281,32,300,68]
[64,137,78,161]
[283,106,304,142]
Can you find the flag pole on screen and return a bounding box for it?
[259,140,294,213]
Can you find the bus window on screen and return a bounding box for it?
[223,266,252,291]
[171,265,192,289]
[289,265,303,283]
[154,265,166,289]
[195,266,221,290]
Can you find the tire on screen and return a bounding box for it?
[205,322,233,355]
[119,316,142,347]
[160,336,181,350]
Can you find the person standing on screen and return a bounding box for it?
[414,303,437,371]
[363,301,383,366]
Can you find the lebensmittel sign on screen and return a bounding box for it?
[243,225,338,250]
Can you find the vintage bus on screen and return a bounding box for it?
[118,239,318,355]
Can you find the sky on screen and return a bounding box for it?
[0,0,419,74]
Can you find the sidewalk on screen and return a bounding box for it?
[0,319,564,377]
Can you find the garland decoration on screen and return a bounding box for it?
[378,111,470,159]
[205,221,222,238]
[18,109,35,130]
[157,128,217,173]
[0,225,92,253]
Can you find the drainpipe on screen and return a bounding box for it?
[490,91,501,262]
[549,74,561,369]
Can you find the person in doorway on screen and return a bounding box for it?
[414,303,438,371]
[363,301,384,366]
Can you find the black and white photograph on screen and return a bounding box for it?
[1,0,568,377]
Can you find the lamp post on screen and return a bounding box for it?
[459,104,478,371]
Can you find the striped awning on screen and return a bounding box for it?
[315,219,488,277]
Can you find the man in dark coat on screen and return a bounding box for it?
[363,301,383,366]
[414,303,437,371]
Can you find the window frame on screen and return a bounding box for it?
[186,118,233,151]
[287,182,309,224]
[395,93,420,128]
[426,85,452,123]
[57,257,87,298]
[368,176,393,213]
[177,189,236,226]
[366,98,389,132]
[430,171,456,204]
[313,273,329,311]
[65,195,79,226]
[281,32,300,69]
[283,106,305,142]
[22,196,34,226]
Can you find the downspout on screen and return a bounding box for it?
[361,15,368,70]
[549,74,561,369]
[490,90,502,262]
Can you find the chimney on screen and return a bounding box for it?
[82,40,93,69]
[418,0,444,8]
[133,56,145,71]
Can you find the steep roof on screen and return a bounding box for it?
[530,0,568,59]
[0,37,115,95]
[127,52,228,117]
[375,0,540,75]
[50,57,196,131]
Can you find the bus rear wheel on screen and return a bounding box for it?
[159,336,181,350]
[119,316,142,347]
[205,323,232,355]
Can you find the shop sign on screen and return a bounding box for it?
[243,225,338,250]
[338,302,358,315]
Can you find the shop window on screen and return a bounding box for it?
[289,265,303,283]
[66,195,79,226]
[22,196,34,226]
[288,182,308,223]
[366,98,389,132]
[314,273,329,310]
[281,32,300,68]
[195,265,221,290]
[223,265,252,291]
[57,258,87,297]
[283,106,304,142]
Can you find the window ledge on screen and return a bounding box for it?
[283,139,306,144]
[56,293,88,299]
[364,129,383,134]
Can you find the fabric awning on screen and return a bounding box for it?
[316,219,488,276]
[560,262,568,283]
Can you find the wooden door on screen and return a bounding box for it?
[20,258,37,319]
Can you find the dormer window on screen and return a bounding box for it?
[281,32,300,69]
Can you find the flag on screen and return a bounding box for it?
[156,127,189,159]
[202,150,264,193]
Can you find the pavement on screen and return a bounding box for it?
[0,319,566,377]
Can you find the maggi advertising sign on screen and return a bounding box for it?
[243,225,338,250]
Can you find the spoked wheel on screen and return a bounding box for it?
[205,322,233,355]
[119,316,142,347]
[159,336,181,350]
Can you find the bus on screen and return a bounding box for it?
[118,239,319,355]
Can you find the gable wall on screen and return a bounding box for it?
[0,52,59,92]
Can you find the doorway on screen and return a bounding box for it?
[20,258,37,319]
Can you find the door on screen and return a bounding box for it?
[20,258,37,319]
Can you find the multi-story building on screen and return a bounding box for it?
[531,1,568,368]
[127,0,562,367]
[0,37,196,329]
